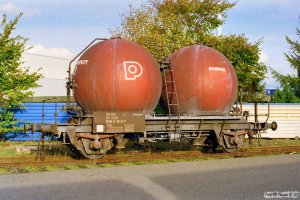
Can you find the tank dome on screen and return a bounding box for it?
[73,39,162,113]
[162,45,238,116]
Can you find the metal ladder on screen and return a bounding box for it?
[160,62,181,142]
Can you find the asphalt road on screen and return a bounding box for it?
[0,154,299,200]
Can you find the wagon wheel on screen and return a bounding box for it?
[221,133,246,153]
[75,137,112,159]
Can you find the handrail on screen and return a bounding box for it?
[66,38,109,112]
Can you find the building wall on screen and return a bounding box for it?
[32,78,67,97]
[243,103,300,138]
[22,53,71,96]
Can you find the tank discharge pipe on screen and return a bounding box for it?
[66,38,109,112]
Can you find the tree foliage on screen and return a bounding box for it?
[272,83,300,103]
[0,13,43,134]
[111,0,267,102]
[112,0,234,61]
[271,20,300,103]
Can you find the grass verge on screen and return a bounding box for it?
[0,139,299,175]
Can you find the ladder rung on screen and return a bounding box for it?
[165,83,175,86]
[163,66,180,118]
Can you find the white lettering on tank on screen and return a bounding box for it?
[208,67,226,72]
[77,60,89,65]
[123,61,143,80]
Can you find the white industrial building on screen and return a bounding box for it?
[22,52,71,97]
[243,104,300,139]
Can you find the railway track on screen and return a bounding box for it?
[0,145,300,168]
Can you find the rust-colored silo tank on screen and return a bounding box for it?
[162,45,238,116]
[73,39,162,113]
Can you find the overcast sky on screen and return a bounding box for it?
[0,0,299,88]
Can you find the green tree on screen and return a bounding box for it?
[112,0,234,61]
[272,86,300,103]
[0,13,43,134]
[271,20,300,103]
[111,0,267,102]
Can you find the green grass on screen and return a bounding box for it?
[151,159,169,164]
[115,162,135,166]
[42,165,61,172]
[0,139,299,174]
[22,166,39,173]
[133,161,149,165]
[0,167,10,175]
[64,164,80,170]
[98,163,115,168]
[0,148,15,157]
[243,138,300,148]
[0,141,37,147]
[0,141,73,158]
[78,164,99,169]
[0,141,35,157]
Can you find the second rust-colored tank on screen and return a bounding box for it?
[73,39,162,113]
[162,45,238,116]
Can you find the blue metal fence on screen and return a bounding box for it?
[3,102,69,141]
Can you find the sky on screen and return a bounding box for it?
[0,0,299,88]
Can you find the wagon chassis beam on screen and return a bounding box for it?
[144,118,274,133]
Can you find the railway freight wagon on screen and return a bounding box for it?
[25,38,277,159]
